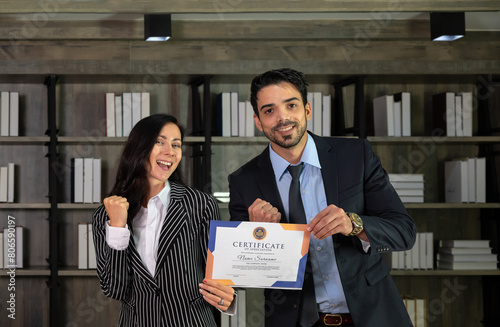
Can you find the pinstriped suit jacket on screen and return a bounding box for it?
[92,182,219,327]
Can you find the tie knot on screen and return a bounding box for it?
[287,163,304,180]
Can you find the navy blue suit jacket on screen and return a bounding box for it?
[228,133,416,327]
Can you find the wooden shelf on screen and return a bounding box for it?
[0,267,98,277]
[58,136,204,144]
[0,136,50,144]
[217,202,500,210]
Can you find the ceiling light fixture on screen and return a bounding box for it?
[144,14,171,41]
[430,12,466,41]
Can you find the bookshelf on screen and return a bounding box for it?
[0,8,499,327]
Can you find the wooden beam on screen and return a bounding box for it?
[0,0,499,14]
[1,39,499,75]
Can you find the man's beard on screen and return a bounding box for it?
[263,120,307,149]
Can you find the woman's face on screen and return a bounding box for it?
[147,122,183,188]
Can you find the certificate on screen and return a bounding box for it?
[205,220,311,289]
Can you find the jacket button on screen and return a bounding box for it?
[293,304,298,309]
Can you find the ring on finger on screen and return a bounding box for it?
[218,298,224,306]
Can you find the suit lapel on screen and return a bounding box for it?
[154,182,188,279]
[256,147,287,223]
[312,134,339,207]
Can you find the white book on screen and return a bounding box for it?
[87,223,97,269]
[405,298,416,325]
[425,232,434,269]
[7,163,14,203]
[217,92,231,137]
[141,92,150,119]
[395,189,424,197]
[0,91,9,136]
[444,160,468,203]
[72,158,84,203]
[15,226,23,268]
[9,92,19,136]
[455,95,463,136]
[393,101,402,137]
[115,95,123,137]
[437,260,497,270]
[437,253,497,262]
[322,94,331,137]
[390,252,399,269]
[394,92,411,136]
[307,92,313,131]
[78,223,88,269]
[313,92,322,136]
[467,158,476,203]
[3,228,7,268]
[412,235,420,269]
[373,95,395,136]
[460,92,473,137]
[245,101,254,137]
[238,101,246,137]
[83,158,93,204]
[105,93,116,137]
[433,92,456,137]
[399,196,424,203]
[419,233,427,269]
[404,249,412,269]
[439,239,490,248]
[390,181,424,189]
[132,92,142,128]
[0,166,8,202]
[415,298,425,327]
[398,251,405,269]
[388,174,424,182]
[439,247,492,254]
[0,232,3,269]
[475,157,486,203]
[230,92,239,137]
[122,92,133,137]
[93,158,101,203]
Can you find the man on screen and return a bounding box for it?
[228,68,416,327]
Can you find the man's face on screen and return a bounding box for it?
[254,82,311,151]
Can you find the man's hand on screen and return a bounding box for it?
[307,204,352,240]
[248,198,281,223]
[103,195,129,228]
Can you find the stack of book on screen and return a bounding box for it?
[71,158,101,204]
[432,92,473,137]
[105,92,150,137]
[306,91,332,137]
[216,92,255,137]
[0,91,19,136]
[388,232,434,270]
[213,192,230,204]
[444,157,486,203]
[1,226,24,269]
[388,173,424,203]
[0,163,15,203]
[402,295,426,327]
[373,92,411,137]
[78,223,96,269]
[437,240,498,270]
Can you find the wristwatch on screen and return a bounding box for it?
[346,212,363,236]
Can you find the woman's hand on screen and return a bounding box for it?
[199,279,235,312]
[103,195,129,228]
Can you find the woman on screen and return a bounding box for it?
[92,114,235,326]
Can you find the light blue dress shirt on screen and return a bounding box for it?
[268,135,350,314]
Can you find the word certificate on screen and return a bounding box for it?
[205,221,311,289]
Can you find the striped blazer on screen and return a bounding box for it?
[92,182,220,327]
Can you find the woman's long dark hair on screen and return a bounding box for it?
[108,114,185,223]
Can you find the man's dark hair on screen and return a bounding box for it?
[108,114,185,223]
[250,68,309,117]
